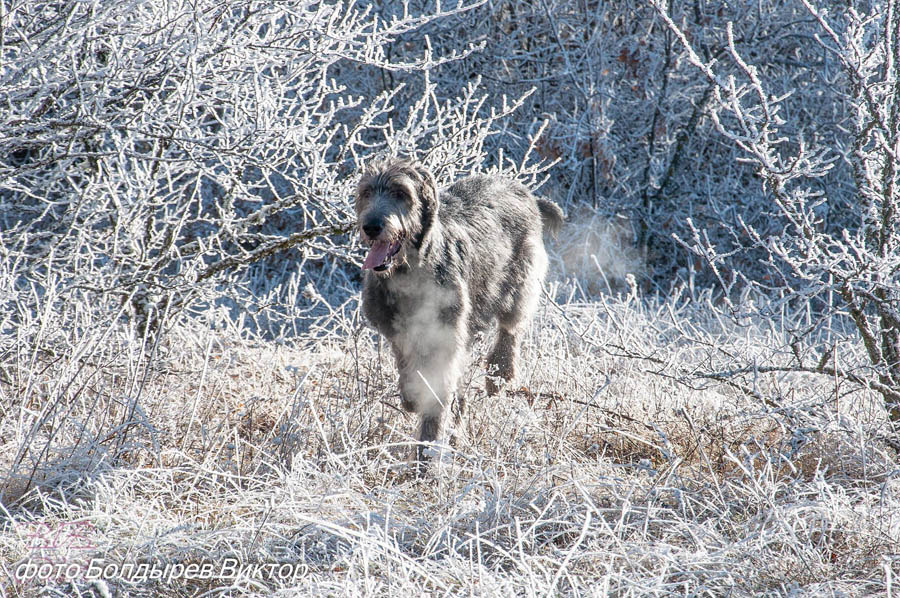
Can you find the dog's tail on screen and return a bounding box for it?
[536,198,564,237]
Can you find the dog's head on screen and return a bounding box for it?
[355,157,438,276]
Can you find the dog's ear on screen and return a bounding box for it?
[413,163,438,250]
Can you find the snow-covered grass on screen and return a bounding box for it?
[2,272,898,597]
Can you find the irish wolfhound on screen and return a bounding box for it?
[355,157,563,471]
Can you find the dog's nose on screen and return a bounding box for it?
[362,220,383,239]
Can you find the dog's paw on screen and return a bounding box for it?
[485,374,505,396]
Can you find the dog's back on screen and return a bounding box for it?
[435,175,558,336]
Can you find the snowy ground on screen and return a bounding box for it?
[2,282,898,597]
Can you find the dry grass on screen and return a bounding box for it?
[1,280,899,597]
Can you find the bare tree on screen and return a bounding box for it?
[403,0,839,286]
[0,0,546,339]
[650,0,900,419]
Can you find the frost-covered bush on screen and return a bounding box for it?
[390,1,859,281]
[645,0,900,418]
[0,0,547,339]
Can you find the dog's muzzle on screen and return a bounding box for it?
[362,237,403,271]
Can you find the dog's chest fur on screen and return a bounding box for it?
[362,262,466,345]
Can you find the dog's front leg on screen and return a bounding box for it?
[397,344,465,474]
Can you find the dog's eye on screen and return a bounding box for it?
[392,188,410,202]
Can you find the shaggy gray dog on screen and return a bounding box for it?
[355,157,563,470]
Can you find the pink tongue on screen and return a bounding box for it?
[363,241,392,270]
